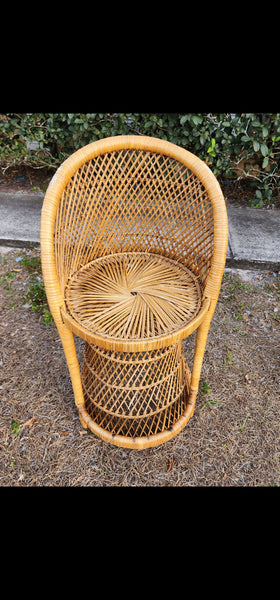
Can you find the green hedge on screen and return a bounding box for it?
[1,113,280,205]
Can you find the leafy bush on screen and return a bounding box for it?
[21,253,54,324]
[1,113,280,204]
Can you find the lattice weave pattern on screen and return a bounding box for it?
[81,341,190,439]
[54,149,214,293]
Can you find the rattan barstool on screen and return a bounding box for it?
[41,135,228,449]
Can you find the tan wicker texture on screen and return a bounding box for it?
[65,252,202,342]
[81,341,190,442]
[41,135,228,449]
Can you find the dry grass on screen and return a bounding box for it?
[1,247,279,486]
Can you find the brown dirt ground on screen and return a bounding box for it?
[0,247,279,487]
[0,165,53,194]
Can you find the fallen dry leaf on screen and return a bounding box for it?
[22,416,36,429]
[166,457,176,473]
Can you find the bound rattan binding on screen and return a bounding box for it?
[41,135,228,449]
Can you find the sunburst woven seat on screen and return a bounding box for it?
[41,135,228,449]
[65,252,202,341]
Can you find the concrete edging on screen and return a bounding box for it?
[0,192,279,272]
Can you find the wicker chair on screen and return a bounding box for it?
[41,135,228,449]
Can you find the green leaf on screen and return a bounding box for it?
[206,138,216,157]
[253,140,260,152]
[260,143,268,157]
[180,115,189,126]
[262,156,269,168]
[262,126,269,138]
[255,189,262,198]
[192,115,203,126]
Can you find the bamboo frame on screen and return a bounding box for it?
[41,135,228,449]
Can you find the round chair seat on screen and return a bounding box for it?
[65,252,202,343]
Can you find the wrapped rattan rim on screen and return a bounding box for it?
[61,295,210,352]
[62,252,208,352]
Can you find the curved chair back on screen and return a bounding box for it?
[41,136,228,317]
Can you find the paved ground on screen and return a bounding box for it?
[227,204,280,271]
[0,191,279,271]
[0,192,43,247]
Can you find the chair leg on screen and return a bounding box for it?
[188,299,216,415]
[57,323,87,429]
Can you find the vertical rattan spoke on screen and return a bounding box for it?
[65,252,202,341]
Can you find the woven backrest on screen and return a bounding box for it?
[42,136,227,304]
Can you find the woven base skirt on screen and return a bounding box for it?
[80,340,191,448]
